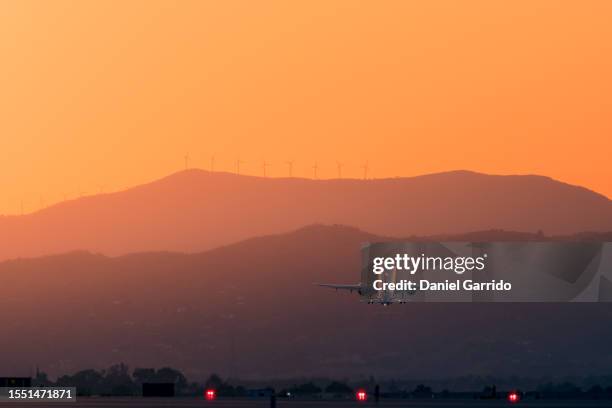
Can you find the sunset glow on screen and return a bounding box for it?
[1,1,611,214]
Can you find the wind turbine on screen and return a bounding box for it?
[210,155,215,172]
[312,162,319,179]
[336,161,343,179]
[235,159,245,175]
[285,160,294,177]
[184,154,190,170]
[361,161,369,180]
[262,160,270,177]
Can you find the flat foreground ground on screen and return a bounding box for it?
[1,398,612,408]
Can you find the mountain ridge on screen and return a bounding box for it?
[0,169,610,261]
[3,223,612,265]
[6,169,610,219]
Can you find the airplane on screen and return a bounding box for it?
[317,267,411,306]
[316,242,421,305]
[316,282,407,306]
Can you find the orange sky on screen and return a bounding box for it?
[1,0,611,214]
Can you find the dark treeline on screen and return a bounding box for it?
[34,364,239,397]
[32,365,612,399]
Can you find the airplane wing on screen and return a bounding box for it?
[316,283,362,293]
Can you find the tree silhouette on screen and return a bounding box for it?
[101,363,134,396]
[56,369,103,396]
[325,381,352,395]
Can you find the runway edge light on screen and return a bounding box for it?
[205,389,216,400]
[356,389,367,401]
[508,391,520,403]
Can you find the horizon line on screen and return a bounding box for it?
[2,167,609,217]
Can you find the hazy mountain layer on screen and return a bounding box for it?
[2,225,612,380]
[1,169,611,261]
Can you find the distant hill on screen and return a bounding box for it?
[2,225,612,380]
[0,169,610,260]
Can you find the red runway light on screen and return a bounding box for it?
[356,389,367,401]
[205,389,216,400]
[508,391,519,403]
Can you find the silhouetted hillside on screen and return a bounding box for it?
[2,225,612,381]
[0,169,610,261]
